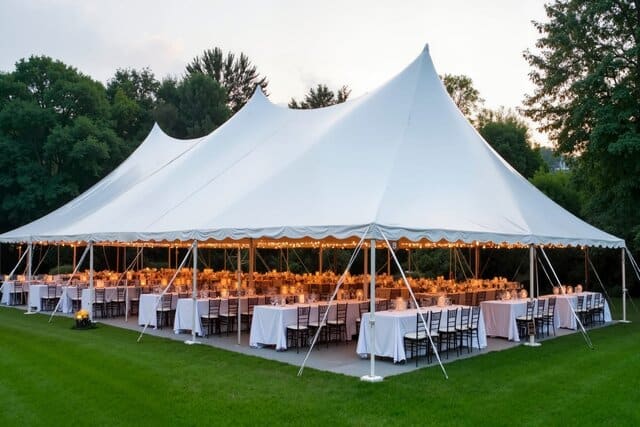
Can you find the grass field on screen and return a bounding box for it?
[0,301,639,426]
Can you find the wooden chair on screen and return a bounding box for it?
[71,286,83,313]
[464,306,481,352]
[543,297,557,336]
[354,301,369,339]
[93,288,107,319]
[155,294,173,329]
[404,312,431,366]
[286,305,310,353]
[308,304,329,349]
[109,287,126,317]
[129,287,141,315]
[476,291,487,304]
[516,300,535,339]
[464,292,474,307]
[534,298,547,338]
[241,297,259,332]
[576,295,589,327]
[219,298,238,335]
[456,307,471,352]
[327,303,348,344]
[591,293,605,325]
[201,298,220,337]
[10,283,25,306]
[438,308,459,359]
[41,285,59,312]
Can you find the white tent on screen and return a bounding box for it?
[0,44,624,249]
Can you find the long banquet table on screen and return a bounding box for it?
[356,305,487,363]
[173,296,267,336]
[138,293,179,327]
[249,299,364,350]
[539,292,611,329]
[480,299,529,341]
[28,284,62,311]
[1,281,31,305]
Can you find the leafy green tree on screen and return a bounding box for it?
[154,74,230,138]
[477,108,546,179]
[442,74,484,120]
[186,47,268,113]
[106,68,159,144]
[530,169,582,216]
[288,84,351,109]
[523,0,640,244]
[0,56,126,232]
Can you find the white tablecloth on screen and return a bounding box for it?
[540,292,612,329]
[480,299,529,341]
[60,286,83,313]
[356,305,487,363]
[249,299,365,350]
[1,281,31,305]
[81,287,135,314]
[28,284,62,311]
[174,296,268,336]
[138,293,178,327]
[174,298,210,336]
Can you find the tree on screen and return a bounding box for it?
[186,47,268,113]
[530,169,582,216]
[477,108,546,179]
[442,74,484,120]
[288,84,351,109]
[523,0,640,244]
[154,74,230,139]
[106,68,159,144]
[0,56,126,232]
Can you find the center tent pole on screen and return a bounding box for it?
[25,241,33,313]
[186,241,201,345]
[237,245,242,345]
[524,245,540,347]
[622,248,628,323]
[89,242,94,322]
[361,238,382,382]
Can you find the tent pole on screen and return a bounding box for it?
[249,238,255,288]
[25,241,33,313]
[474,246,480,279]
[89,242,94,322]
[286,248,289,272]
[319,247,323,273]
[237,245,242,345]
[361,238,382,382]
[584,247,589,290]
[140,247,144,269]
[524,245,540,347]
[386,249,391,276]
[622,248,628,323]
[73,245,77,272]
[224,249,227,270]
[186,241,201,345]
[168,246,171,269]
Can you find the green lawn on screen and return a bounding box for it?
[0,301,639,426]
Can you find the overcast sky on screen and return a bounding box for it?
[0,0,549,141]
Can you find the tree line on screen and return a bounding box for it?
[0,0,638,291]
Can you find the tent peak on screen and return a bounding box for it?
[422,43,430,53]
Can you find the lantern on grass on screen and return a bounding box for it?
[74,309,93,329]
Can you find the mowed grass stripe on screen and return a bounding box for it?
[0,302,638,426]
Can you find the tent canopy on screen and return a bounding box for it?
[0,45,625,249]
